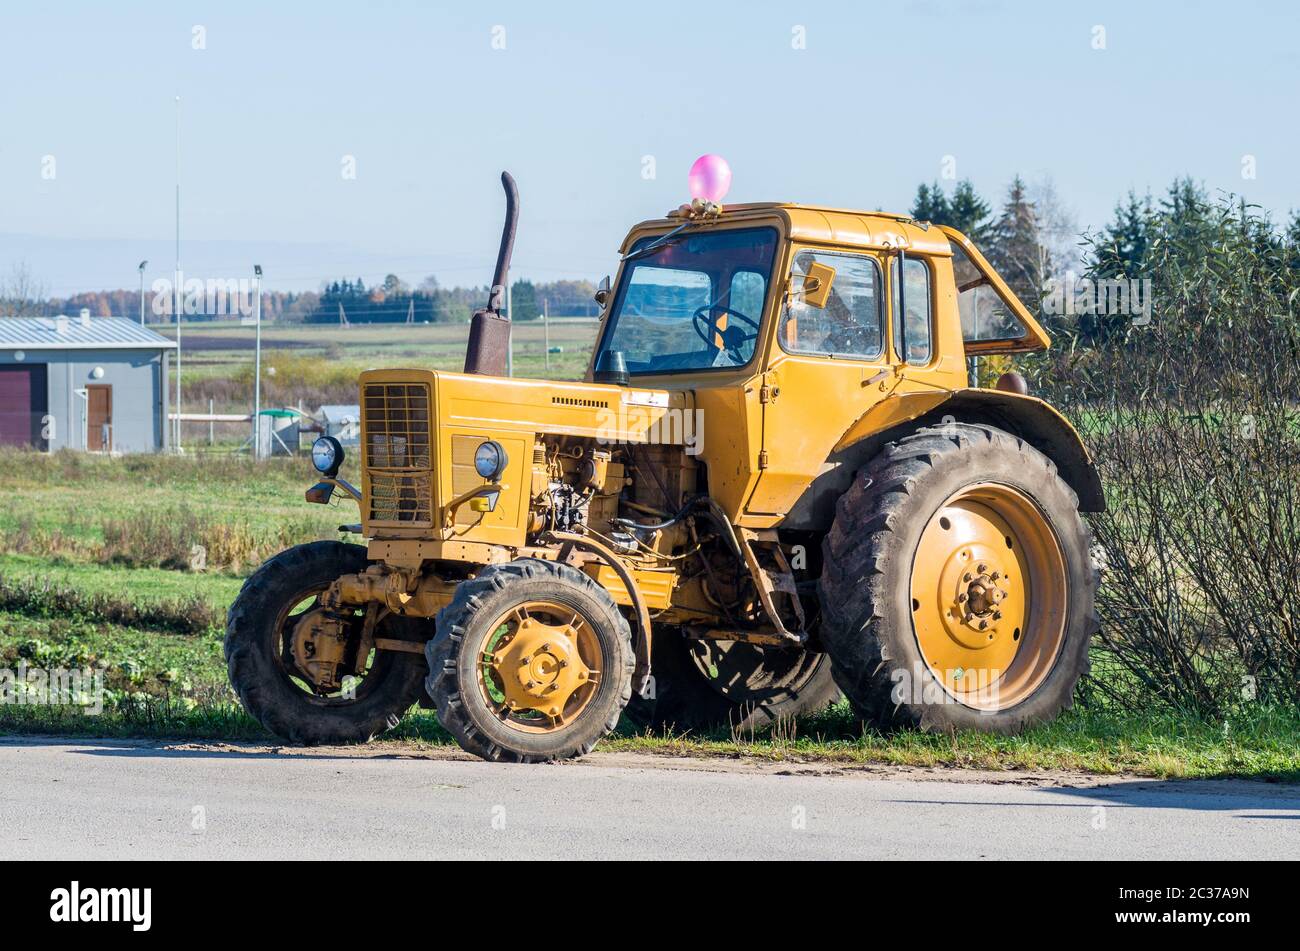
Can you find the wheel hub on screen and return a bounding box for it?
[964,568,1007,618]
[913,494,1032,694]
[290,606,353,691]
[932,541,1021,654]
[489,616,592,719]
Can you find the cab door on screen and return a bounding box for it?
[745,247,893,516]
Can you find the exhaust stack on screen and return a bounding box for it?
[463,171,519,376]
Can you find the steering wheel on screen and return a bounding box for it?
[692,304,759,354]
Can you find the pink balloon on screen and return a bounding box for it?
[688,154,732,203]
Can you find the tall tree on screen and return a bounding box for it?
[1093,191,1155,277]
[988,175,1043,309]
[1284,210,1300,270]
[909,182,951,224]
[1027,176,1079,280]
[947,180,993,242]
[1160,177,1211,247]
[510,279,541,321]
[0,262,46,317]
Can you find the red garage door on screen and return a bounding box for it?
[0,364,48,449]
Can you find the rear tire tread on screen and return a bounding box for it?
[818,423,1098,734]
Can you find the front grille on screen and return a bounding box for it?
[363,383,433,523]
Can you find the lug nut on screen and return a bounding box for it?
[958,593,967,603]
[977,563,988,574]
[979,619,988,630]
[540,643,551,652]
[993,611,1003,621]
[963,572,972,582]
[558,659,569,668]
[991,572,1001,581]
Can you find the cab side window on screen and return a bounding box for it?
[891,256,932,365]
[780,250,883,359]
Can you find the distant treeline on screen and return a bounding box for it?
[308,276,600,325]
[29,276,599,325]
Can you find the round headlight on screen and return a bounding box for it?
[473,440,507,480]
[311,436,343,476]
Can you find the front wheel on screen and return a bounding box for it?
[819,423,1099,734]
[225,541,430,744]
[426,559,634,762]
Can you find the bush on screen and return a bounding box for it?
[99,506,325,573]
[1039,195,1300,716]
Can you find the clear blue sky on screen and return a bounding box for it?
[1,0,1296,295]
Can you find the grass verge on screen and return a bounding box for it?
[2,696,1296,782]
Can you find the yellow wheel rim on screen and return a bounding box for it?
[475,600,601,734]
[910,483,1067,711]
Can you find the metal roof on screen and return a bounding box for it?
[318,404,360,422]
[0,316,177,350]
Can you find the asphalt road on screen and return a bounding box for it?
[2,738,1296,860]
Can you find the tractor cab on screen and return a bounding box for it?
[586,201,1069,524]
[590,201,1052,393]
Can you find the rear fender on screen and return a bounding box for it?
[782,389,1103,531]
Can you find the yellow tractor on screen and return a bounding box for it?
[226,173,1102,762]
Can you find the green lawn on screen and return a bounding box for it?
[0,553,244,610]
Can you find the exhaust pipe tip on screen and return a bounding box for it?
[463,171,521,376]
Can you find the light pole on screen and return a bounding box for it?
[137,260,148,325]
[253,264,263,459]
[173,95,183,452]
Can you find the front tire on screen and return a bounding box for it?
[225,541,430,745]
[819,423,1099,734]
[426,559,634,762]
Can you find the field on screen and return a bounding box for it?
[0,321,1296,781]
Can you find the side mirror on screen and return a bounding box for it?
[800,262,836,309]
[594,275,611,307]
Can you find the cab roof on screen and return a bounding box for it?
[622,201,956,257]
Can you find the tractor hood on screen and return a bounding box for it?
[357,367,691,546]
[423,369,690,443]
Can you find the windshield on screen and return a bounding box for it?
[596,226,778,374]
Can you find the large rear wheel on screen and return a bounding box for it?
[819,423,1098,733]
